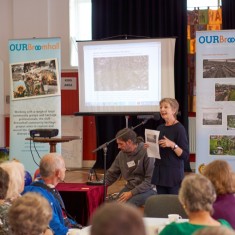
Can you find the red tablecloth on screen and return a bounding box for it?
[56,183,105,226]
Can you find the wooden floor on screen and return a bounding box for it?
[64,168,125,195]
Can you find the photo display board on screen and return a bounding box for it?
[196,30,235,172]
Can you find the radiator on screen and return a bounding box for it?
[189,117,196,154]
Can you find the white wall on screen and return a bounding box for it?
[0,0,72,145]
[0,0,13,144]
[0,0,72,117]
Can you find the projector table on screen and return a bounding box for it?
[25,136,80,152]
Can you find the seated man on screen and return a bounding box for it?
[23,153,81,235]
[105,128,156,206]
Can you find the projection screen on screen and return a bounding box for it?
[77,38,176,114]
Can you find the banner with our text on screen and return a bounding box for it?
[9,38,61,174]
[196,30,235,172]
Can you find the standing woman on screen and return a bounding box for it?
[151,98,189,194]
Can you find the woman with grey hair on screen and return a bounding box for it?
[0,160,25,200]
[159,174,232,235]
[8,192,53,235]
[0,160,25,235]
[0,167,10,234]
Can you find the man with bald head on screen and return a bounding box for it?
[23,153,80,235]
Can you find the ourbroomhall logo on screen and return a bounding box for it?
[198,35,235,44]
[9,42,60,51]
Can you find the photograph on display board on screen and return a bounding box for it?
[209,135,235,156]
[10,58,60,100]
[203,59,235,78]
[215,83,235,101]
[227,115,235,130]
[203,112,222,125]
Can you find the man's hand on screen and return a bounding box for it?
[117,191,132,203]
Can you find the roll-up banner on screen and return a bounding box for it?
[196,30,235,172]
[9,38,61,174]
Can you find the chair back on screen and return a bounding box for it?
[144,194,188,218]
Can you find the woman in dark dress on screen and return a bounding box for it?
[151,98,189,194]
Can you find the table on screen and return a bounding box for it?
[56,183,105,226]
[143,217,188,235]
[77,217,189,235]
[25,136,80,152]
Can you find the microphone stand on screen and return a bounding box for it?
[92,119,149,202]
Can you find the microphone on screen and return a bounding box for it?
[142,119,149,125]
[137,113,161,122]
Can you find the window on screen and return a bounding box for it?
[69,0,91,67]
[69,0,222,67]
[187,0,222,9]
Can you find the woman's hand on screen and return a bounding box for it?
[144,143,149,149]
[158,136,174,148]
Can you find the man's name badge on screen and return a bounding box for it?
[127,160,135,168]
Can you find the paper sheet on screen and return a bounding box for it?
[145,129,161,159]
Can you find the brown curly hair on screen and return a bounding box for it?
[203,160,235,195]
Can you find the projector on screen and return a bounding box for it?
[30,129,59,138]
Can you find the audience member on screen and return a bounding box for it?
[105,128,156,206]
[90,202,146,235]
[159,174,232,235]
[193,226,235,235]
[0,160,25,235]
[0,160,25,200]
[203,160,235,229]
[23,153,81,235]
[0,167,10,234]
[8,192,53,235]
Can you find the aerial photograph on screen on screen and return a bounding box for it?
[94,55,149,91]
[11,58,60,100]
[203,59,235,78]
[215,83,235,101]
